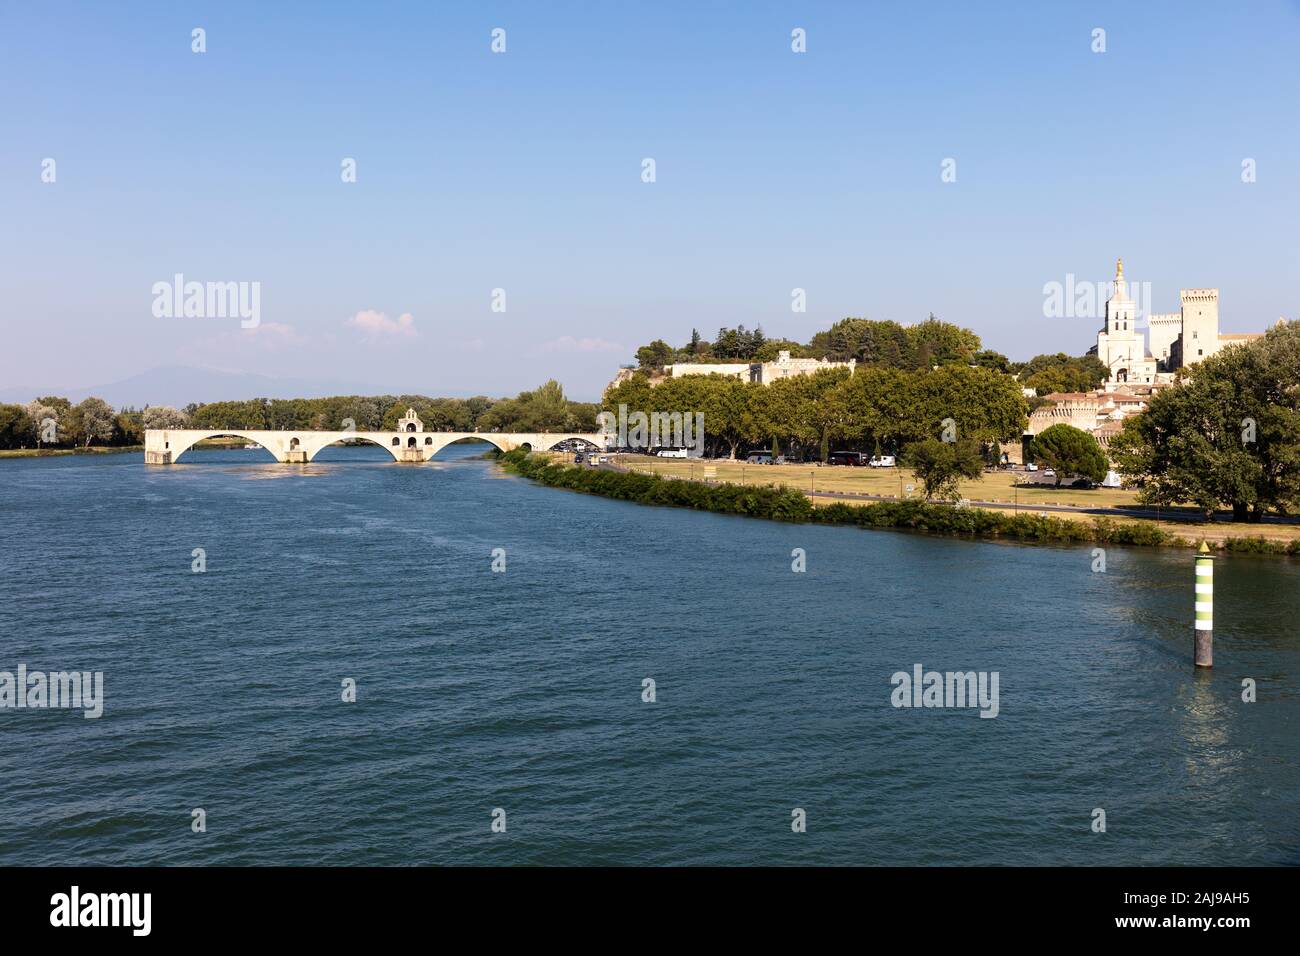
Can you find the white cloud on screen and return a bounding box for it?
[539,335,622,354]
[348,309,416,337]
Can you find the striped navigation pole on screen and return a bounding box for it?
[1194,541,1215,668]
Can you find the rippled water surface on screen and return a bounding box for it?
[1,445,1296,865]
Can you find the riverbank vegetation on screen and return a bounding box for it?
[0,445,143,458]
[0,397,146,450]
[502,450,1300,553]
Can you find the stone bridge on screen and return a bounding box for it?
[144,428,608,464]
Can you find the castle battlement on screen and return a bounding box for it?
[1180,289,1219,303]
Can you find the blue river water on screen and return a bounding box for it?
[0,444,1296,865]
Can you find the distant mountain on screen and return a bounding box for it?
[0,366,392,409]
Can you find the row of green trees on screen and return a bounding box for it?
[633,317,1108,397]
[0,397,145,449]
[0,380,599,450]
[605,363,1029,461]
[185,380,597,433]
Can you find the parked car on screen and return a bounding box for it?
[827,451,867,466]
[1069,477,1096,489]
[1025,463,1039,471]
[1042,468,1056,478]
[868,455,896,468]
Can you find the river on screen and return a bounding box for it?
[0,444,1296,865]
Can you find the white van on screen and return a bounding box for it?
[869,455,896,468]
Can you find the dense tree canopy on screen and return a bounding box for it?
[1012,353,1109,395]
[604,362,1029,461]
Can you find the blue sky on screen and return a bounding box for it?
[2,1,1298,402]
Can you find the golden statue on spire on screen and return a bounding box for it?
[1116,257,1124,277]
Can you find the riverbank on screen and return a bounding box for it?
[0,445,142,459]
[500,450,1300,554]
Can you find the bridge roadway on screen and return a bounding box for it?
[144,428,607,464]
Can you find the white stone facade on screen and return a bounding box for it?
[1091,257,1262,383]
[662,350,855,385]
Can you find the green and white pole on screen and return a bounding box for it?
[1194,541,1214,668]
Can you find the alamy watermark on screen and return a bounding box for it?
[50,886,150,936]
[152,273,260,328]
[597,403,705,454]
[1,665,104,718]
[1042,273,1152,321]
[890,663,999,718]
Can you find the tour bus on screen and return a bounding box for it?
[652,447,689,459]
[827,451,868,466]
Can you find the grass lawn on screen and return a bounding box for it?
[607,455,1141,509]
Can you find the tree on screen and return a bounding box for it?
[1013,353,1109,394]
[635,339,674,369]
[902,438,985,501]
[113,411,143,446]
[971,349,1011,373]
[906,314,982,367]
[907,364,1029,446]
[1029,424,1108,486]
[752,339,808,362]
[70,397,114,446]
[0,404,33,449]
[24,400,59,447]
[142,405,190,430]
[806,318,914,367]
[699,376,763,459]
[712,325,765,360]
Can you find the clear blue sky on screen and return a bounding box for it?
[2,1,1298,402]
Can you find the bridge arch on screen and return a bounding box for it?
[541,435,603,453]
[307,435,401,462]
[171,431,275,462]
[427,434,515,457]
